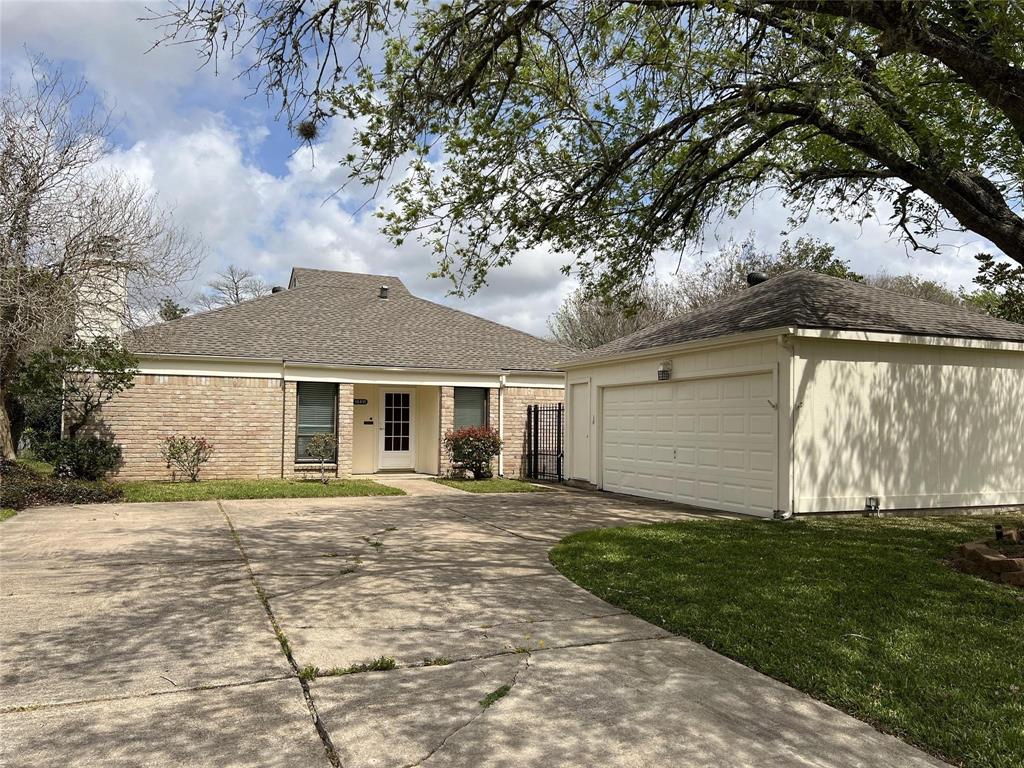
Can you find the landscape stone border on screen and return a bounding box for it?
[952,539,1024,588]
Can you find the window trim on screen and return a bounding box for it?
[295,382,338,463]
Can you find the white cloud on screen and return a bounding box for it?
[4,0,994,339]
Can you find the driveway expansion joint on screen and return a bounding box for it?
[217,501,343,768]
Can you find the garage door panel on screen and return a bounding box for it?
[602,372,777,517]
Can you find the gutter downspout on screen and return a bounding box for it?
[498,373,507,477]
[280,360,287,478]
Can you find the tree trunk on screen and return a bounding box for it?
[0,397,16,460]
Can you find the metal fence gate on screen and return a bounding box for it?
[525,403,564,482]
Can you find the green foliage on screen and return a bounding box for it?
[442,426,502,480]
[550,514,1024,768]
[304,432,336,484]
[431,477,551,493]
[0,459,122,510]
[675,235,862,312]
[324,656,397,676]
[551,235,862,348]
[865,273,965,307]
[117,478,405,502]
[158,297,189,321]
[965,253,1024,323]
[0,508,16,522]
[154,1,1024,303]
[160,435,213,482]
[479,684,511,709]
[13,337,137,439]
[36,438,122,480]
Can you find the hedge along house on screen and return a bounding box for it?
[561,271,1024,518]
[96,268,566,480]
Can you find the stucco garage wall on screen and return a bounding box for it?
[566,338,783,499]
[791,338,1024,512]
[93,374,286,481]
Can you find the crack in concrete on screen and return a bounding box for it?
[454,509,556,543]
[400,654,531,768]
[0,675,294,714]
[218,502,343,768]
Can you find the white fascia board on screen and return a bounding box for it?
[135,353,566,388]
[135,355,283,379]
[557,327,794,370]
[792,328,1024,353]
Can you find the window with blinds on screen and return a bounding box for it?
[295,382,338,461]
[454,387,489,429]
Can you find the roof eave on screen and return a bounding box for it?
[793,327,1024,351]
[558,326,795,369]
[133,351,565,375]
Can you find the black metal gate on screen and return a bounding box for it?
[525,403,564,482]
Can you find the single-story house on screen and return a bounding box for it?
[561,270,1024,517]
[96,268,566,480]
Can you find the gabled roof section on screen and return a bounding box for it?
[130,268,568,371]
[568,270,1024,365]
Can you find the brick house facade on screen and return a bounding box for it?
[98,375,561,481]
[105,267,568,481]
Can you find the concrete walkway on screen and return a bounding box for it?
[0,493,948,767]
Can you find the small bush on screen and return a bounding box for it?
[305,432,336,484]
[443,426,502,480]
[0,459,122,510]
[160,435,213,481]
[36,438,122,480]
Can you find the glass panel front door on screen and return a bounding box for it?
[380,391,414,469]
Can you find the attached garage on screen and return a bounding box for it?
[562,271,1024,517]
[602,374,777,516]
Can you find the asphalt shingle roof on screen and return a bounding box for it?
[569,270,1024,365]
[130,268,569,371]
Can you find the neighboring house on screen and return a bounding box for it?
[96,268,566,480]
[562,270,1024,517]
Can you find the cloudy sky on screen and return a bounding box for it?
[1,1,996,336]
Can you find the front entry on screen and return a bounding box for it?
[379,390,415,469]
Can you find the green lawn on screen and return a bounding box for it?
[549,514,1024,768]
[119,477,405,502]
[431,477,553,493]
[0,508,16,523]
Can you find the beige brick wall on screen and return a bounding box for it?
[95,375,559,481]
[438,386,456,476]
[92,374,288,481]
[502,386,564,478]
[94,375,356,481]
[437,385,563,479]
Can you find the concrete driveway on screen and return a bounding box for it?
[0,489,947,768]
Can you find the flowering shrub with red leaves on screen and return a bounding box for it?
[160,435,213,482]
[443,426,502,479]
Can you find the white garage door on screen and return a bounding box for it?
[602,373,777,516]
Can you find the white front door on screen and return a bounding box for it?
[379,390,415,470]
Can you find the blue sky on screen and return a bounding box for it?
[1,0,996,335]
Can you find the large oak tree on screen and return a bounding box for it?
[153,1,1024,301]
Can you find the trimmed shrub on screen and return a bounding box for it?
[443,426,502,480]
[305,432,336,484]
[160,435,213,481]
[36,438,123,480]
[0,459,122,510]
